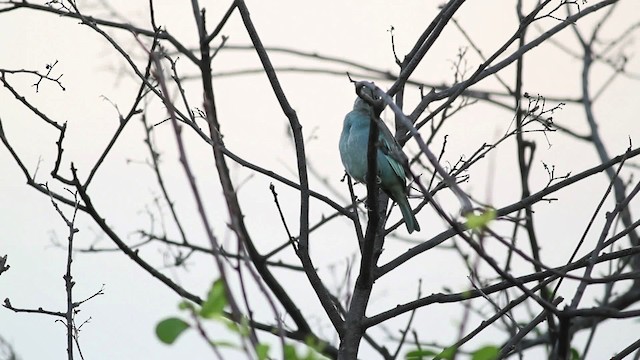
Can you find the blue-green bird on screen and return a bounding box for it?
[339,86,420,233]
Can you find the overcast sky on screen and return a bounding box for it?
[1,1,640,359]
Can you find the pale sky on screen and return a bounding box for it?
[1,1,640,359]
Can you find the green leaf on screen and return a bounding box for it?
[284,344,300,360]
[302,348,323,360]
[200,279,227,318]
[210,340,239,349]
[256,343,270,360]
[223,316,251,336]
[466,208,497,230]
[471,345,499,360]
[570,348,580,360]
[155,317,190,344]
[435,346,457,360]
[405,349,438,359]
[178,300,195,311]
[304,336,327,358]
[462,289,474,299]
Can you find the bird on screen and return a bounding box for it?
[339,85,420,233]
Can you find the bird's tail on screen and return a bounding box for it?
[397,195,420,234]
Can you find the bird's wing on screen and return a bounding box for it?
[376,119,408,181]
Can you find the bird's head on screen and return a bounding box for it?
[353,84,385,114]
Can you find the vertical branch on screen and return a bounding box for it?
[63,199,79,360]
[235,0,344,335]
[46,187,81,360]
[188,4,321,353]
[512,0,557,345]
[579,31,640,273]
[387,0,466,97]
[339,88,383,359]
[346,176,365,250]
[361,91,381,285]
[556,5,640,357]
[141,114,189,244]
[151,51,260,355]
